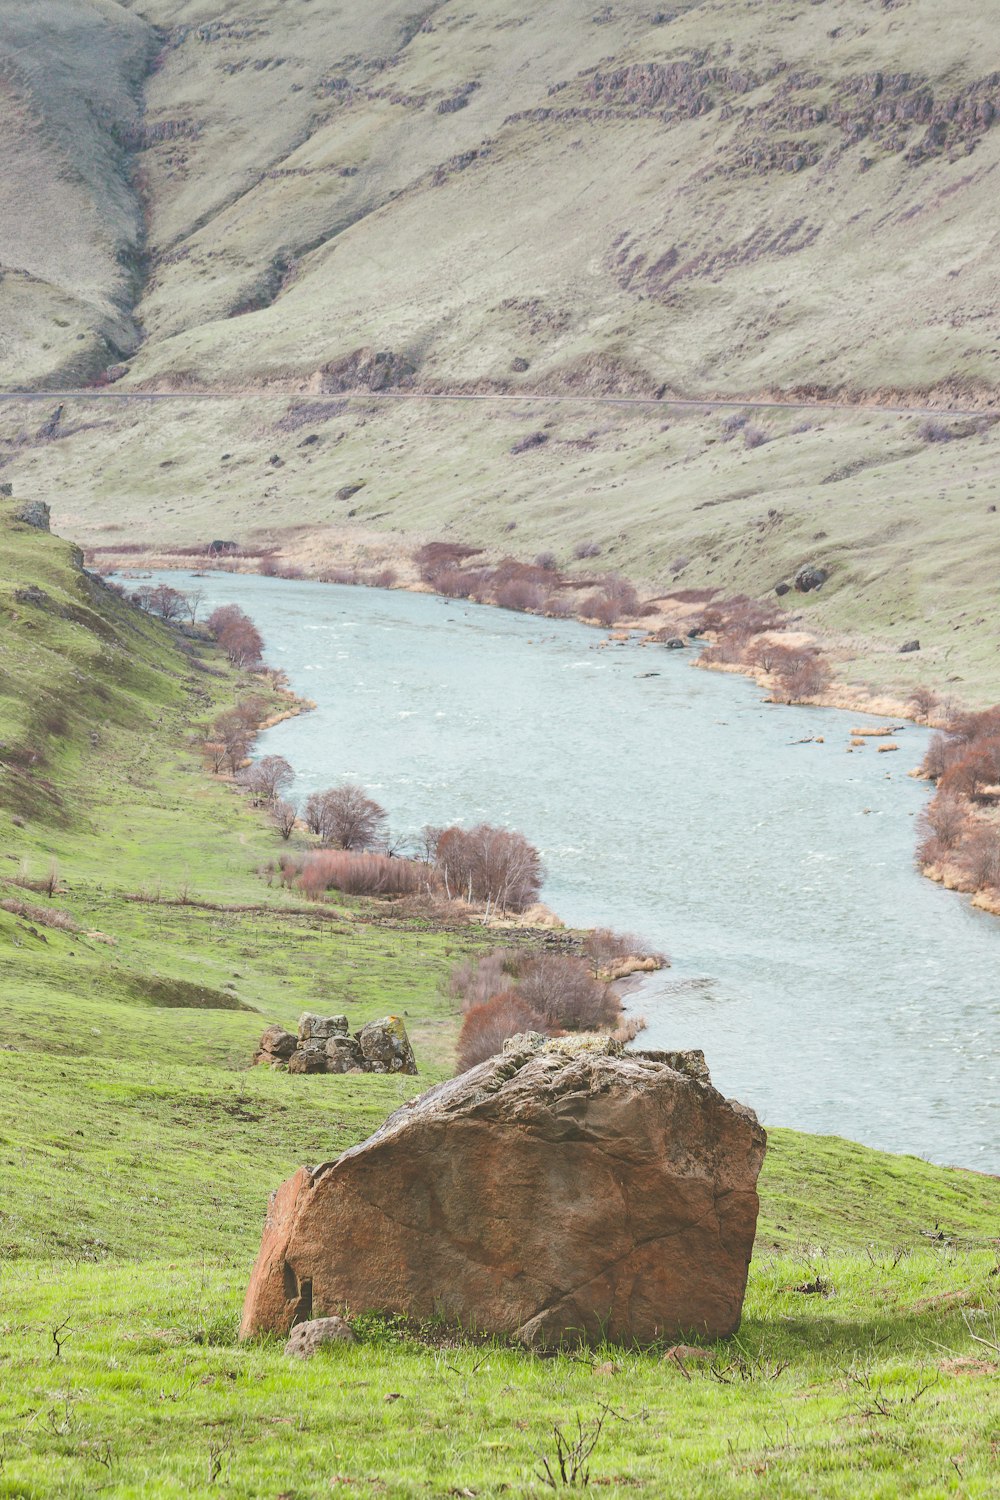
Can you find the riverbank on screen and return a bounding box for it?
[95,534,933,724]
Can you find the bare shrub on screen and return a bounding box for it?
[581,573,639,627]
[534,550,558,571]
[958,822,1000,890]
[573,539,602,560]
[743,424,770,450]
[304,782,387,849]
[516,953,621,1031]
[457,994,544,1071]
[295,850,433,898]
[720,411,749,440]
[916,792,967,856]
[434,824,542,912]
[768,645,832,702]
[0,897,79,932]
[908,685,940,723]
[921,731,963,781]
[414,542,483,584]
[446,950,520,1010]
[510,431,548,454]
[583,928,664,973]
[209,709,252,774]
[917,418,956,443]
[545,593,573,618]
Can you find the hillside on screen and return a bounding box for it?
[1,0,999,701]
[3,0,999,401]
[0,506,998,1497]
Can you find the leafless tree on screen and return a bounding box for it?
[434,824,542,913]
[238,754,294,805]
[271,799,298,840]
[303,782,388,849]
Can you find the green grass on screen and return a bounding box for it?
[1,503,999,1496]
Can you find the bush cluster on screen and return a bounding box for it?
[916,704,1000,894]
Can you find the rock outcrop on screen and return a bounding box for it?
[254,1013,417,1076]
[240,1036,765,1347]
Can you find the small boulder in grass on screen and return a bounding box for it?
[284,1317,355,1360]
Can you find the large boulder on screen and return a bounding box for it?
[240,1038,765,1348]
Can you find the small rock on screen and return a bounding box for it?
[774,581,791,597]
[899,639,920,653]
[664,1344,714,1367]
[511,356,530,372]
[284,1316,355,1359]
[664,637,686,650]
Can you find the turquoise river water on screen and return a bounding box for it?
[153,571,999,1171]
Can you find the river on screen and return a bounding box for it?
[149,571,999,1171]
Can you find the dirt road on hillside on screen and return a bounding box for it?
[0,389,994,419]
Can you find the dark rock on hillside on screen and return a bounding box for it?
[320,346,415,393]
[14,500,51,531]
[774,581,791,596]
[899,639,921,653]
[794,564,828,593]
[240,1035,765,1347]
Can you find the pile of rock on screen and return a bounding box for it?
[254,1012,417,1076]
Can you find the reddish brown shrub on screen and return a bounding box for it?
[295,850,433,898]
[456,994,544,1071]
[494,577,547,612]
[916,792,967,853]
[207,604,264,668]
[958,822,1000,890]
[921,731,964,781]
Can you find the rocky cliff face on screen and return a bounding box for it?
[240,1037,766,1348]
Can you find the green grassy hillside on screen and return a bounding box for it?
[0,508,998,1496]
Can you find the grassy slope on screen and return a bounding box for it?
[0,510,998,1497]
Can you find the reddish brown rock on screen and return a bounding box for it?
[240,1038,766,1347]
